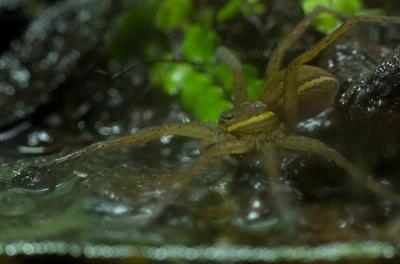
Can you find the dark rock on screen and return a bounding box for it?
[0,0,125,128]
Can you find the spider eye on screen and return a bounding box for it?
[218,113,234,125]
[223,113,234,121]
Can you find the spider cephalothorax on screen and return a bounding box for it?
[218,101,279,136]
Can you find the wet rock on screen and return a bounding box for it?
[337,48,400,184]
[339,50,400,124]
[0,0,31,54]
[295,33,400,202]
[0,0,124,128]
[279,17,400,206]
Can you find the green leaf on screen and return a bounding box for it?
[301,0,364,34]
[211,63,235,93]
[336,0,362,13]
[180,71,212,109]
[218,0,266,21]
[315,13,341,34]
[179,70,232,122]
[217,0,242,22]
[150,63,194,95]
[243,64,263,100]
[106,0,160,60]
[302,0,329,14]
[241,0,267,18]
[182,25,220,61]
[193,87,232,122]
[211,59,263,101]
[155,0,192,31]
[149,54,233,122]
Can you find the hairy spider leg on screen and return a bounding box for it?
[50,121,255,219]
[154,137,254,215]
[216,47,248,104]
[284,15,400,132]
[276,135,400,203]
[263,6,345,130]
[51,123,230,164]
[264,6,345,85]
[259,142,294,222]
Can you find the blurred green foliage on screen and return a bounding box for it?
[301,0,382,34]
[301,0,362,34]
[108,0,380,122]
[217,0,266,22]
[108,0,266,122]
[155,0,192,31]
[182,25,220,61]
[107,0,159,61]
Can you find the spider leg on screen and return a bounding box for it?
[265,6,346,83]
[216,47,247,104]
[52,122,232,164]
[153,138,254,216]
[282,67,299,133]
[259,142,294,223]
[284,15,400,132]
[276,135,400,203]
[290,15,400,68]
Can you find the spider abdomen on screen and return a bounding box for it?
[296,65,339,119]
[263,65,339,120]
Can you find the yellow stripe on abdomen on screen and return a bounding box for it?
[298,76,338,96]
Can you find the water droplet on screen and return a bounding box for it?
[84,195,132,216]
[78,10,92,22]
[10,68,30,87]
[247,211,259,220]
[160,135,173,144]
[27,131,53,146]
[73,170,88,178]
[252,199,261,209]
[10,165,54,192]
[0,82,16,96]
[98,124,121,136]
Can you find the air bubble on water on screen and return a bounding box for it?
[247,211,259,220]
[27,131,53,146]
[10,68,30,88]
[107,87,122,106]
[252,199,261,209]
[98,124,121,136]
[73,170,88,178]
[0,83,15,96]
[254,182,262,189]
[78,10,92,22]
[160,135,173,144]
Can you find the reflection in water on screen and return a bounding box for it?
[0,191,35,217]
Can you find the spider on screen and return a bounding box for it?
[53,7,400,214]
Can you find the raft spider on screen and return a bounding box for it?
[55,7,400,212]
